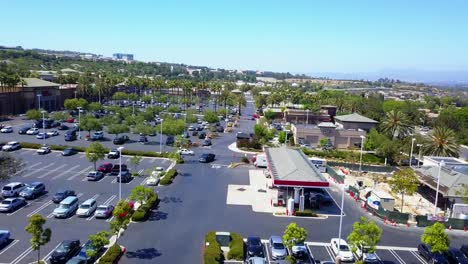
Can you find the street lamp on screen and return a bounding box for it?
[41,111,46,146]
[37,94,42,111]
[337,184,345,256]
[409,138,416,168]
[434,160,445,216]
[416,144,423,168]
[159,119,163,153]
[117,146,124,201]
[74,91,77,99]
[359,135,365,175]
[306,109,309,127]
[77,106,82,139]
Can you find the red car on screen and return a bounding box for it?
[65,118,75,123]
[97,163,113,173]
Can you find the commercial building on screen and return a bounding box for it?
[0,78,76,116]
[112,53,134,61]
[334,112,378,132]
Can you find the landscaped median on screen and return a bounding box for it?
[97,244,126,264]
[16,141,184,162]
[131,191,159,222]
[204,231,244,264]
[159,168,178,185]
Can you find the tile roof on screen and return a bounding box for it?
[334,113,378,124]
[21,78,60,88]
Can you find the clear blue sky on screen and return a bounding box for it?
[1,0,468,74]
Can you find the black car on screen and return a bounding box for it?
[62,148,78,156]
[196,125,204,131]
[111,164,128,175]
[445,247,468,264]
[192,131,199,136]
[52,190,76,203]
[64,131,77,141]
[117,171,132,183]
[58,125,69,131]
[202,139,212,146]
[50,240,81,264]
[18,126,31,134]
[216,126,224,133]
[198,132,207,139]
[138,135,148,144]
[247,236,264,258]
[199,153,215,163]
[418,243,448,264]
[113,135,129,145]
[166,136,174,146]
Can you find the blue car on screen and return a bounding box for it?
[0,230,10,245]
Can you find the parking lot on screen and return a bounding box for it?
[0,148,172,264]
[231,239,426,264]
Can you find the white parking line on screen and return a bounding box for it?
[149,159,156,163]
[38,164,68,178]
[263,242,271,263]
[26,162,43,170]
[389,249,407,264]
[0,239,19,256]
[103,195,116,205]
[27,200,53,217]
[51,165,81,180]
[22,163,56,177]
[139,177,147,185]
[67,166,92,180]
[42,242,61,262]
[6,204,27,216]
[10,246,33,264]
[324,246,335,261]
[411,250,428,264]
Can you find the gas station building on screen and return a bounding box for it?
[264,147,330,213]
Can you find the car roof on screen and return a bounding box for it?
[7,141,18,144]
[82,198,96,204]
[30,182,43,186]
[5,182,22,186]
[3,198,19,201]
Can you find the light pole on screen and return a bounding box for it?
[359,135,365,175]
[159,119,163,153]
[337,184,345,256]
[77,107,82,139]
[409,138,416,167]
[117,146,124,201]
[74,91,77,99]
[306,109,309,126]
[417,143,423,168]
[37,94,42,110]
[41,111,46,146]
[434,160,445,216]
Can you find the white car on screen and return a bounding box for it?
[37,146,51,155]
[151,167,164,177]
[76,198,97,217]
[146,177,160,186]
[26,128,39,135]
[46,130,59,136]
[178,148,194,155]
[330,238,354,262]
[0,126,13,133]
[2,141,21,151]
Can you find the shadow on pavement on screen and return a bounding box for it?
[125,248,162,259]
[148,211,168,221]
[160,196,183,203]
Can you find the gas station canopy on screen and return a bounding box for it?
[265,147,329,188]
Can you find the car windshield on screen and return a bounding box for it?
[80,204,90,209]
[1,200,11,205]
[249,238,261,246]
[56,243,71,253]
[59,204,70,209]
[273,243,285,249]
[340,245,350,251]
[97,206,107,211]
[295,242,305,247]
[56,192,65,196]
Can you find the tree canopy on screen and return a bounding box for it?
[421,222,450,254]
[347,217,382,254]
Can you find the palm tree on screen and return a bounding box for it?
[211,81,222,112]
[233,93,246,116]
[381,110,414,139]
[424,127,459,157]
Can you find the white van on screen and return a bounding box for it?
[254,154,267,168]
[1,182,26,198]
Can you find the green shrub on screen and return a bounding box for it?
[131,208,147,222]
[204,231,223,264]
[160,169,178,185]
[295,209,318,217]
[286,255,297,264]
[241,156,249,163]
[227,232,244,260]
[98,244,123,264]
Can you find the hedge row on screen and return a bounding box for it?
[131,193,159,222]
[18,141,180,160]
[159,169,178,185]
[98,244,123,264]
[204,231,223,264]
[227,233,244,260]
[301,148,384,165]
[295,209,318,217]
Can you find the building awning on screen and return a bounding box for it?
[265,147,329,188]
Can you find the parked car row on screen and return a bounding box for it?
[418,243,468,264]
